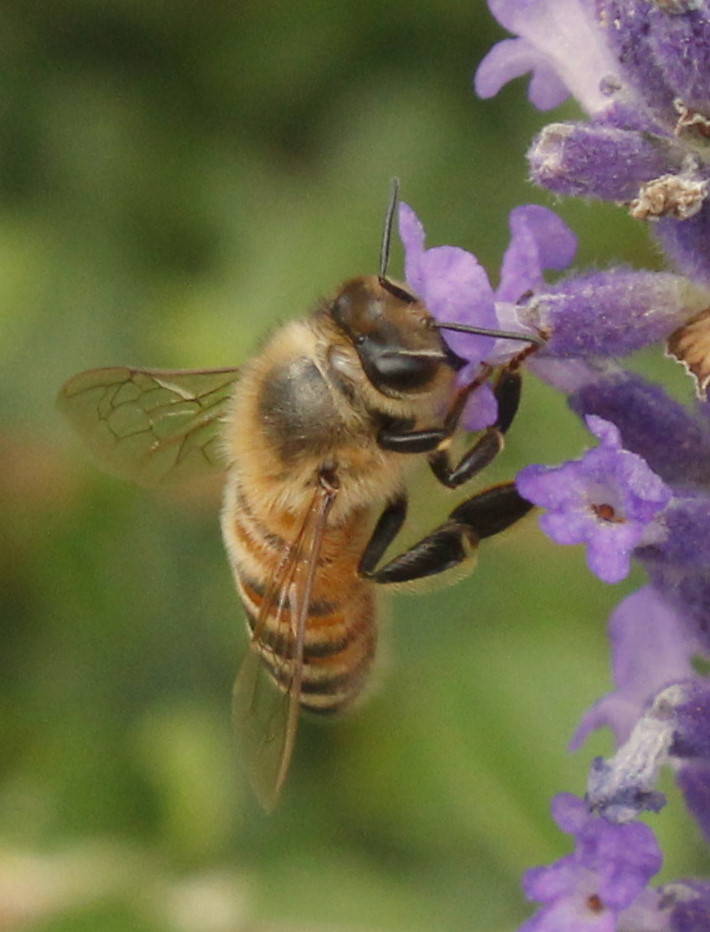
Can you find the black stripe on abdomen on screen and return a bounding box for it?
[241,591,376,716]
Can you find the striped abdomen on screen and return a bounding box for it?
[222,477,377,715]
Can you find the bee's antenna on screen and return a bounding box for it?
[379,177,400,280]
[434,321,546,346]
[377,181,545,349]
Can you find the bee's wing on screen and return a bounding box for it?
[233,478,338,812]
[667,307,710,398]
[58,366,240,486]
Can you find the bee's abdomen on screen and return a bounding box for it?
[241,579,377,715]
[223,481,377,715]
[302,595,377,715]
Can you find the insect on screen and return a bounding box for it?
[58,182,542,810]
[667,304,710,398]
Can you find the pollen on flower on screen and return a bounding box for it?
[629,169,709,221]
[592,503,624,523]
[674,100,710,139]
[587,893,604,913]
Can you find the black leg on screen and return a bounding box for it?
[361,483,533,585]
[428,369,522,489]
[358,495,408,575]
[378,336,540,462]
[377,424,448,454]
[377,365,495,455]
[493,367,522,435]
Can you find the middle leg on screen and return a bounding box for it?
[359,483,533,585]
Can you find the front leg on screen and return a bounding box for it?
[429,368,522,489]
[360,483,533,585]
[377,423,448,454]
[377,365,496,455]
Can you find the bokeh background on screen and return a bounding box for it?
[0,2,706,930]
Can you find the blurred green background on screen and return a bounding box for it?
[0,2,705,930]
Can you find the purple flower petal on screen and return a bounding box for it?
[516,416,671,584]
[569,371,710,486]
[399,201,581,372]
[460,382,498,432]
[586,523,640,583]
[476,0,625,116]
[656,202,710,288]
[475,37,570,110]
[539,508,592,546]
[551,792,589,834]
[676,764,710,847]
[398,202,498,364]
[480,0,710,302]
[497,205,577,302]
[420,246,498,332]
[571,587,699,748]
[519,793,663,930]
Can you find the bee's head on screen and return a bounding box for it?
[329,275,463,397]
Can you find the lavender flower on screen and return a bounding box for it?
[562,365,710,660]
[398,195,710,930]
[520,792,710,931]
[567,367,710,487]
[398,200,576,427]
[516,416,671,583]
[661,881,710,932]
[586,678,710,831]
[399,3,710,926]
[476,0,710,285]
[474,0,619,115]
[398,202,707,430]
[677,764,710,846]
[571,587,700,749]
[532,271,708,360]
[519,793,663,931]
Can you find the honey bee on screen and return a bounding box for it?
[58,183,541,810]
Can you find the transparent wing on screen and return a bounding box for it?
[58,366,240,486]
[667,307,710,398]
[233,477,338,812]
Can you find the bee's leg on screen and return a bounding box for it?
[378,367,521,468]
[358,494,408,576]
[428,368,521,490]
[376,365,495,455]
[376,423,448,455]
[360,482,532,584]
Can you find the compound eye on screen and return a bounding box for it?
[363,347,438,394]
